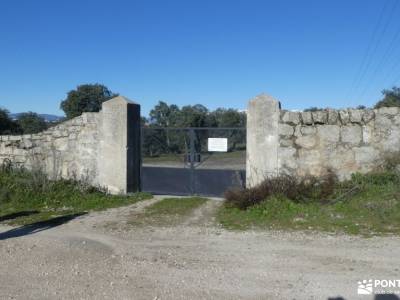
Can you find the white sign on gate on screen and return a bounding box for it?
[208,138,228,152]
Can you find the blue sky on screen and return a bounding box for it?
[1,0,400,116]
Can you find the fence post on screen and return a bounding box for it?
[246,93,280,188]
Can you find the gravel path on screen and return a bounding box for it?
[0,198,399,300]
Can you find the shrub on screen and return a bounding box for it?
[225,173,337,210]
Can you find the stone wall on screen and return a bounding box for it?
[0,112,101,184]
[247,94,400,187]
[0,96,141,194]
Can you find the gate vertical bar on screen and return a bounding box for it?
[139,126,144,192]
[189,128,196,195]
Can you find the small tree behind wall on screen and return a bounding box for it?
[375,86,400,108]
[17,112,48,134]
[60,84,118,119]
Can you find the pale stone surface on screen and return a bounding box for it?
[339,110,350,124]
[280,138,294,147]
[312,111,328,124]
[278,147,297,172]
[327,109,339,125]
[362,125,374,144]
[0,113,99,183]
[354,146,380,172]
[317,125,340,145]
[278,124,294,136]
[376,107,399,116]
[294,125,302,137]
[381,127,400,152]
[349,109,363,123]
[9,136,21,141]
[296,149,322,177]
[295,135,317,149]
[301,126,317,136]
[252,101,400,182]
[281,111,301,125]
[246,94,280,187]
[341,125,362,145]
[98,98,128,194]
[393,114,400,125]
[374,113,392,130]
[362,110,375,123]
[98,96,140,194]
[325,146,357,180]
[301,112,313,125]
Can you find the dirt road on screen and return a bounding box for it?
[0,198,399,300]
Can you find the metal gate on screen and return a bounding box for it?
[141,127,246,197]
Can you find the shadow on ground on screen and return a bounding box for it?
[0,213,87,240]
[0,211,40,222]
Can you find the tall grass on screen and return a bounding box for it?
[0,163,151,225]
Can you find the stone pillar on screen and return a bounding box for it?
[246,93,280,188]
[98,96,141,194]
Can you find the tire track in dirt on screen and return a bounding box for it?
[182,199,222,227]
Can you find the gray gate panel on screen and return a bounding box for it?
[194,169,246,197]
[141,166,192,196]
[141,127,246,197]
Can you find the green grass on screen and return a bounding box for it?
[218,173,400,236]
[128,197,208,226]
[0,168,152,226]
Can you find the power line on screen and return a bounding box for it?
[357,0,399,101]
[381,53,400,86]
[345,0,390,104]
[379,19,400,89]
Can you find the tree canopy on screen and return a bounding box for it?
[178,104,209,127]
[375,87,400,108]
[16,112,48,134]
[147,101,246,128]
[149,101,180,127]
[0,108,20,135]
[143,101,247,157]
[209,108,246,128]
[60,84,118,119]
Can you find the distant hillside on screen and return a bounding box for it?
[10,113,64,123]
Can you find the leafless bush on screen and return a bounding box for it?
[225,172,337,210]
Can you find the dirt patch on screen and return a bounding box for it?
[182,199,222,226]
[0,197,400,299]
[127,197,209,227]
